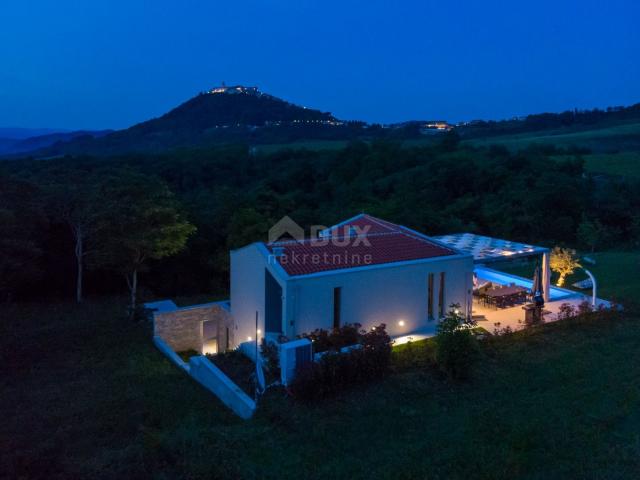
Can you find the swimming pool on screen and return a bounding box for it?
[475,266,576,301]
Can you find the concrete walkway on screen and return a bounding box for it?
[473,294,611,333]
[392,293,611,344]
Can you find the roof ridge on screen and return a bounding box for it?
[359,214,401,232]
[268,230,403,246]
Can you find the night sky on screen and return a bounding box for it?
[1,0,639,130]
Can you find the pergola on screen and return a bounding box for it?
[433,233,551,302]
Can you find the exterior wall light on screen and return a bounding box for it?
[247,336,252,341]
[398,320,405,327]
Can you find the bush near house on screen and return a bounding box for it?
[300,323,362,353]
[260,338,280,380]
[290,324,391,402]
[434,304,479,380]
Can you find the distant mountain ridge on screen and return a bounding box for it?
[3,85,640,159]
[0,130,112,156]
[0,127,69,140]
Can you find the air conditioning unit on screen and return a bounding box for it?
[279,338,312,386]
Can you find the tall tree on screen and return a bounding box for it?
[42,170,105,303]
[99,170,196,318]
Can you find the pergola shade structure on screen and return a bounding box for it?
[433,233,551,302]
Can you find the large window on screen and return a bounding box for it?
[427,273,434,320]
[438,272,446,318]
[333,287,342,329]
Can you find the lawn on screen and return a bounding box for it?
[2,294,640,479]
[494,250,640,307]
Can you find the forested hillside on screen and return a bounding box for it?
[3,136,640,304]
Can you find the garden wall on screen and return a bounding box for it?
[153,335,256,419]
[189,356,256,419]
[153,336,190,372]
[151,301,234,353]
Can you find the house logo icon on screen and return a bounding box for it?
[268,216,305,243]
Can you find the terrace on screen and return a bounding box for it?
[433,233,611,333]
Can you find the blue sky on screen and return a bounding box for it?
[1,0,639,130]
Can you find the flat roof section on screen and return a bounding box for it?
[432,233,548,263]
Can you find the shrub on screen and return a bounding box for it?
[557,302,578,320]
[434,304,478,380]
[577,300,593,316]
[260,338,280,379]
[391,339,437,370]
[361,323,392,376]
[301,323,362,353]
[289,324,392,402]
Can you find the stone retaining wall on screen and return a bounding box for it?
[153,302,234,353]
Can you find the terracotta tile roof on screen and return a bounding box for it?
[265,214,456,276]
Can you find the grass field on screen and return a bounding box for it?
[254,124,640,181]
[495,250,640,307]
[2,299,639,479]
[463,120,640,179]
[2,251,640,479]
[464,122,640,154]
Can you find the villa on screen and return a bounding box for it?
[231,214,474,346]
[150,214,609,356]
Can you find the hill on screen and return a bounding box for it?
[26,87,367,156]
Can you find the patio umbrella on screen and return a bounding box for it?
[532,265,544,307]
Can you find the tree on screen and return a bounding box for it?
[98,170,196,319]
[42,170,105,303]
[577,216,605,253]
[550,246,581,287]
[434,304,478,380]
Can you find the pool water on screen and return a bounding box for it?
[475,266,575,301]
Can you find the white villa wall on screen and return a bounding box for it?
[230,244,287,347]
[231,243,473,342]
[231,244,266,348]
[289,255,473,338]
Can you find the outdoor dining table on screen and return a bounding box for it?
[484,285,528,298]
